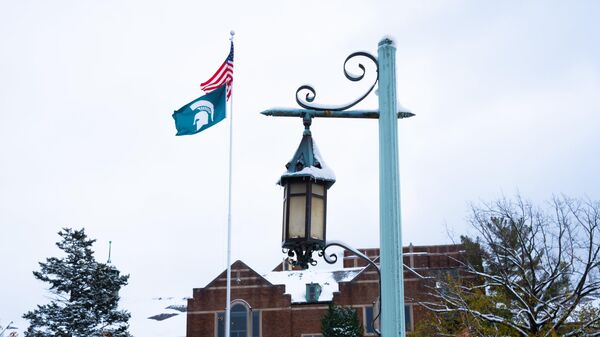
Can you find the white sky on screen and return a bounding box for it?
[1,1,599,336]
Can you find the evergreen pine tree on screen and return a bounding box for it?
[23,228,131,337]
[321,303,363,337]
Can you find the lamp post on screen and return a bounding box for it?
[262,38,411,337]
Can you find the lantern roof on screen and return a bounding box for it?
[278,126,336,188]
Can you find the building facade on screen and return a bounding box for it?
[186,244,466,337]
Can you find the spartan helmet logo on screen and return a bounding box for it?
[190,100,215,131]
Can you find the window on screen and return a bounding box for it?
[306,283,322,303]
[364,305,412,333]
[230,304,247,337]
[216,303,261,337]
[364,306,376,335]
[217,312,225,337]
[404,304,412,332]
[252,311,260,337]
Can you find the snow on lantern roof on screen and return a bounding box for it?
[263,267,362,304]
[278,130,336,187]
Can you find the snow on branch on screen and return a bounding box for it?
[418,195,600,336]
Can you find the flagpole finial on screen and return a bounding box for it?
[230,30,235,40]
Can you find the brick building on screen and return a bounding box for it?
[186,244,465,337]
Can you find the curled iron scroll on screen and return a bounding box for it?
[295,52,378,111]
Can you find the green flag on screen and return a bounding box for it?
[172,84,226,136]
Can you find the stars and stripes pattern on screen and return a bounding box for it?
[200,41,234,100]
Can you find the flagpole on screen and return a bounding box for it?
[224,30,235,337]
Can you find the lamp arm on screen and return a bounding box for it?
[320,240,380,273]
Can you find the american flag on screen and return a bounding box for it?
[200,41,234,100]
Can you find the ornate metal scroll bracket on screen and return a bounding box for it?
[282,246,320,269]
[295,52,378,111]
[318,240,382,336]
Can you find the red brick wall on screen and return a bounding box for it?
[187,260,292,337]
[339,244,468,325]
[187,245,467,337]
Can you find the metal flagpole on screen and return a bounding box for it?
[224,30,235,337]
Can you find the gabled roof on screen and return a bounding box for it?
[202,260,274,289]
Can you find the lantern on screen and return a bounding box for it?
[278,119,335,268]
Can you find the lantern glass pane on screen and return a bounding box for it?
[282,197,288,241]
[290,183,306,194]
[312,184,325,196]
[288,196,306,238]
[310,197,324,240]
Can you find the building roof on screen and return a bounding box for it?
[262,267,363,304]
[141,296,188,337]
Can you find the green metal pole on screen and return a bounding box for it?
[377,37,405,336]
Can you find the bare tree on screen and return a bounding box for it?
[421,195,600,336]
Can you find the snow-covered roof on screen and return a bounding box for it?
[263,267,363,303]
[279,165,336,183]
[128,296,188,337]
[280,139,336,182]
[278,131,336,187]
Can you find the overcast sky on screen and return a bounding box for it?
[1,1,599,336]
